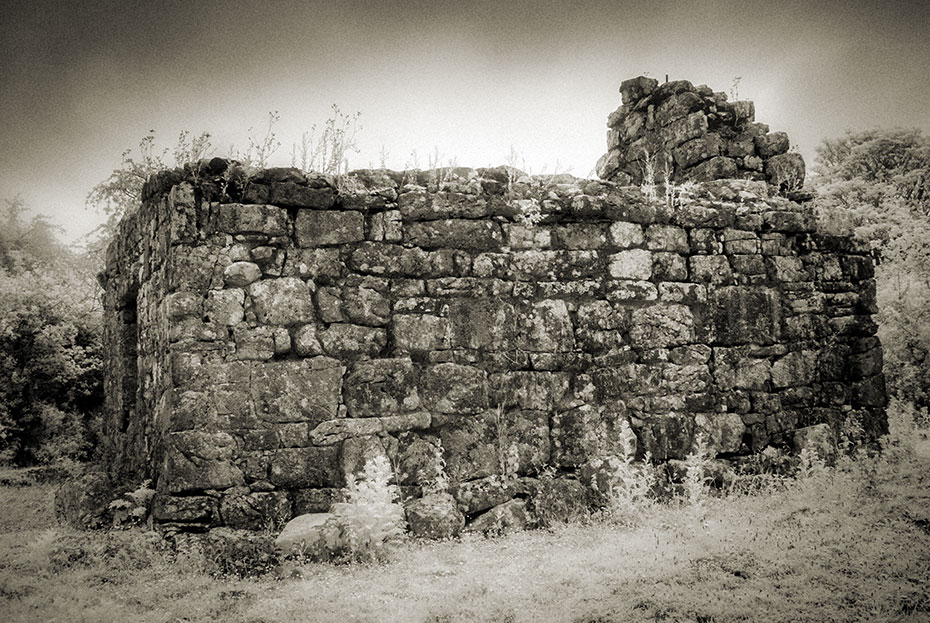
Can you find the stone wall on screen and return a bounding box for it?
[101,83,885,534]
[597,76,807,195]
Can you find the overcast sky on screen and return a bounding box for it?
[2,0,929,244]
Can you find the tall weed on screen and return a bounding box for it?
[326,455,406,561]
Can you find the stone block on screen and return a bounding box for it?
[531,478,589,526]
[645,225,689,253]
[489,371,571,411]
[292,488,344,515]
[163,431,243,493]
[516,299,576,352]
[690,156,738,181]
[224,261,262,287]
[216,203,288,236]
[250,358,344,425]
[423,363,488,414]
[713,348,772,391]
[405,493,465,539]
[449,475,525,515]
[342,286,390,326]
[269,446,342,488]
[674,134,722,168]
[220,491,291,529]
[295,210,365,247]
[771,350,817,388]
[689,255,733,284]
[608,222,645,248]
[233,325,289,360]
[166,291,202,319]
[344,358,421,417]
[248,277,315,325]
[709,286,780,345]
[439,413,499,482]
[152,494,217,523]
[765,153,806,192]
[651,252,688,281]
[694,412,745,454]
[608,249,653,280]
[270,181,335,208]
[466,499,533,535]
[619,75,658,104]
[391,314,453,352]
[634,412,695,460]
[551,404,628,467]
[205,288,245,325]
[406,219,503,250]
[754,132,789,158]
[293,324,323,356]
[318,323,387,358]
[629,304,694,348]
[551,223,608,249]
[349,242,454,277]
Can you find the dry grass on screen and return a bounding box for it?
[2,442,929,623]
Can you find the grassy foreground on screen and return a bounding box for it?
[1,442,929,623]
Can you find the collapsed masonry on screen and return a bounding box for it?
[597,76,807,195]
[100,78,886,534]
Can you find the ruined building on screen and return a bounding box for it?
[100,77,886,533]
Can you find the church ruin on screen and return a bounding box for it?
[100,77,886,533]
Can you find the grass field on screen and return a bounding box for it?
[1,440,929,623]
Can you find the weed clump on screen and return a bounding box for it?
[322,454,407,562]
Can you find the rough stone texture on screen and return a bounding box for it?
[274,512,333,555]
[405,492,466,539]
[598,76,806,195]
[101,79,885,535]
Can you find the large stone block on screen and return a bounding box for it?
[344,358,420,418]
[446,298,517,350]
[220,491,291,529]
[349,242,454,277]
[269,446,342,488]
[629,304,694,348]
[295,210,365,247]
[215,203,288,236]
[633,412,695,460]
[250,358,345,425]
[308,412,431,446]
[391,314,453,352]
[248,277,315,325]
[317,324,387,358]
[709,286,780,345]
[163,431,243,493]
[551,404,628,467]
[713,347,772,391]
[438,413,499,482]
[489,371,571,411]
[405,493,465,539]
[405,219,504,250]
[423,363,489,414]
[342,286,390,326]
[516,299,576,352]
[608,249,653,280]
[205,288,245,325]
[771,350,817,388]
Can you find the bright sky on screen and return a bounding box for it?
[2,0,929,245]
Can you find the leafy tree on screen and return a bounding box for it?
[812,128,930,408]
[0,198,103,465]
